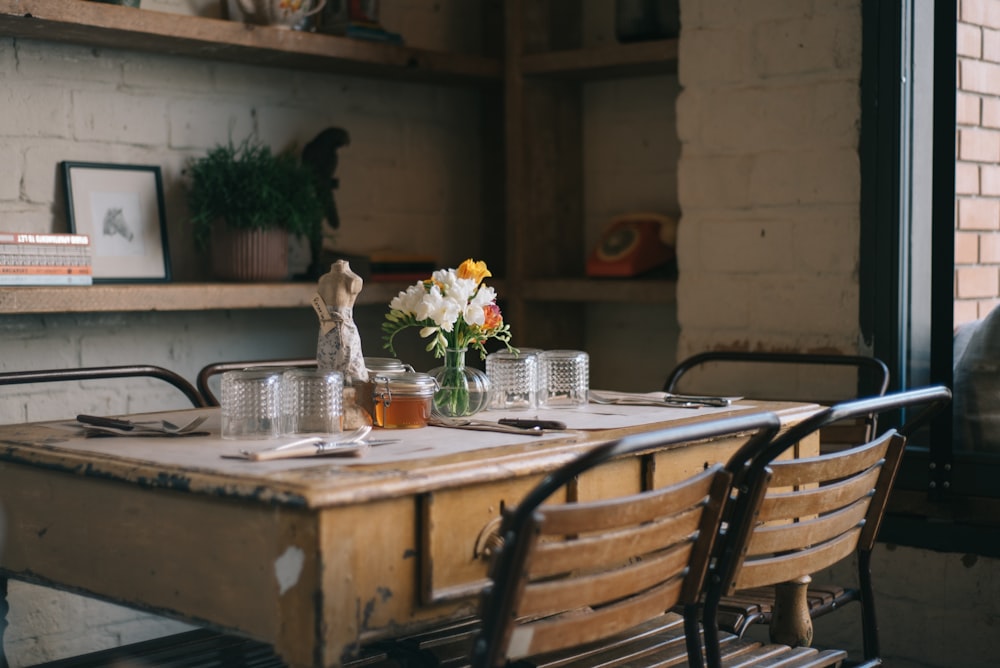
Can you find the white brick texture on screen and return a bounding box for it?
[676,0,863,360]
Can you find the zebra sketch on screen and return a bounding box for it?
[102,207,134,242]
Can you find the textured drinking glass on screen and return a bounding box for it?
[282,368,344,435]
[486,350,538,410]
[220,369,283,440]
[538,350,590,408]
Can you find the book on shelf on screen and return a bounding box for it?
[0,265,91,275]
[0,232,90,246]
[0,273,93,286]
[0,231,93,286]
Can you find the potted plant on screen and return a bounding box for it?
[186,137,324,281]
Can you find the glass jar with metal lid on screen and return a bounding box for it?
[371,371,437,428]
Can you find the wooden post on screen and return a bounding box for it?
[770,575,814,647]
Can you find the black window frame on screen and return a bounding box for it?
[861,0,1000,557]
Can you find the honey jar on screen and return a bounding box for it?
[370,372,437,429]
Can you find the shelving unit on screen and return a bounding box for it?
[0,0,501,84]
[0,0,677,325]
[503,2,679,350]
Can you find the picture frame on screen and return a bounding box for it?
[61,161,171,283]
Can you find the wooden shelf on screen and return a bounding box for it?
[521,279,676,304]
[0,0,502,84]
[0,281,416,314]
[520,39,678,80]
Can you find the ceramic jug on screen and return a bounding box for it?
[238,0,327,29]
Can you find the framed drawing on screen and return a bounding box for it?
[62,162,171,282]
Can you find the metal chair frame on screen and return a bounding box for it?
[196,358,317,406]
[0,364,208,668]
[0,364,207,408]
[665,351,890,441]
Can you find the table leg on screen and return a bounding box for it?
[1,575,9,668]
[770,575,813,647]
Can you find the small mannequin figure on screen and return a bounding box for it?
[315,260,368,383]
[314,260,372,429]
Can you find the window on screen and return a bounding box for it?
[862,0,1000,557]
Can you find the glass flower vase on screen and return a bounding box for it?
[428,347,491,418]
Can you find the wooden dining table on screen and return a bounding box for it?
[0,399,821,668]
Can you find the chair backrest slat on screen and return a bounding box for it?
[509,577,686,660]
[748,498,869,556]
[732,529,861,592]
[767,432,892,487]
[532,506,703,578]
[758,466,882,521]
[539,476,712,535]
[518,546,690,620]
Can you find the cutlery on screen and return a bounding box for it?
[77,414,209,435]
[232,426,401,461]
[588,390,737,408]
[267,425,371,451]
[429,416,550,435]
[497,417,568,431]
[233,439,400,461]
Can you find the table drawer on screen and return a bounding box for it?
[419,475,542,604]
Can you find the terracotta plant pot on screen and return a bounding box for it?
[210,224,289,281]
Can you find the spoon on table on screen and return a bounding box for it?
[232,425,387,461]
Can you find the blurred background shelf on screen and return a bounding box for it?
[0,282,417,314]
[0,0,502,84]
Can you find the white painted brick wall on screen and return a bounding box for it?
[676,2,999,667]
[0,3,490,663]
[676,0,862,360]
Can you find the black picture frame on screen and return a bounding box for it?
[62,161,171,283]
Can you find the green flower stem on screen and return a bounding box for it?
[434,348,471,416]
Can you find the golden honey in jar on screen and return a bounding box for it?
[371,372,437,429]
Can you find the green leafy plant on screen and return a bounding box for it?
[186,137,324,251]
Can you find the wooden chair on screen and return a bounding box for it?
[703,385,953,668]
[196,358,317,406]
[664,351,891,636]
[464,412,854,668]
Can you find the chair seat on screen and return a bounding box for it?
[388,613,848,668]
[716,584,860,636]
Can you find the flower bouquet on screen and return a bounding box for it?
[382,259,515,417]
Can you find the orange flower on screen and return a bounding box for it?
[482,303,503,331]
[456,258,491,285]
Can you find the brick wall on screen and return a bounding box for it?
[676,2,1000,667]
[956,0,1000,324]
[675,2,863,362]
[0,3,491,664]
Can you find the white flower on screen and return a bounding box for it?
[382,259,513,360]
[389,283,427,314]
